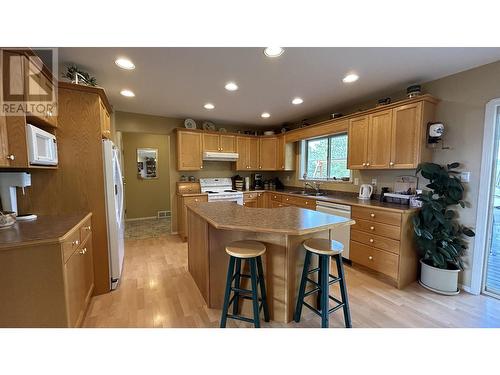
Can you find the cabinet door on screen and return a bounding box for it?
[203,133,220,152]
[243,201,257,208]
[100,99,111,138]
[219,134,236,152]
[64,247,85,327]
[248,137,260,170]
[347,115,369,169]
[81,239,94,311]
[390,102,422,169]
[5,116,29,167]
[177,131,203,170]
[259,137,277,170]
[0,116,9,167]
[367,109,392,169]
[236,136,249,170]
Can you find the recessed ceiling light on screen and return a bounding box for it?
[204,103,215,110]
[115,58,135,70]
[342,73,359,83]
[120,89,135,97]
[264,47,284,57]
[261,112,271,118]
[292,97,304,105]
[225,82,239,91]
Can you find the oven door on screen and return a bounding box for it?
[27,124,58,166]
[208,195,244,205]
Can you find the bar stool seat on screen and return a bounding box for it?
[225,240,266,258]
[303,238,343,256]
[294,238,352,328]
[220,240,270,328]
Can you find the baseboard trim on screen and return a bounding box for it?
[125,216,157,222]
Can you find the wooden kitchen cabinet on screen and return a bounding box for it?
[177,194,208,241]
[177,130,203,170]
[203,133,236,152]
[0,116,9,167]
[259,136,278,170]
[236,136,260,170]
[277,135,295,171]
[99,98,111,138]
[347,115,369,169]
[367,109,392,169]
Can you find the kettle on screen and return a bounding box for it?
[358,184,373,200]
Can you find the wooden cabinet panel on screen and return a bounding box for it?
[350,241,399,279]
[351,218,401,240]
[243,201,257,208]
[347,116,369,169]
[248,137,259,170]
[281,194,316,209]
[203,133,220,152]
[270,193,281,202]
[259,137,278,170]
[177,131,203,170]
[0,116,8,167]
[81,238,94,312]
[5,116,29,167]
[99,99,111,138]
[219,135,236,152]
[62,229,82,263]
[390,102,422,169]
[178,194,208,240]
[351,206,401,226]
[64,245,85,327]
[367,110,392,169]
[236,136,249,170]
[351,229,400,255]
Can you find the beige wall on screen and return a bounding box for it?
[122,132,170,219]
[281,60,500,288]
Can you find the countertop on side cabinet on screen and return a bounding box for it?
[0,212,92,250]
[186,202,355,235]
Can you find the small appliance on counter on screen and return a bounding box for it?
[358,184,373,200]
[251,173,264,190]
[381,176,418,205]
[0,172,37,221]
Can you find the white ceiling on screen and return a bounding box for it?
[58,47,500,126]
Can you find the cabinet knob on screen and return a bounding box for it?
[79,247,87,255]
[369,238,374,243]
[389,161,394,166]
[368,256,373,260]
[200,165,203,169]
[370,213,375,218]
[362,162,366,166]
[72,240,80,246]
[370,226,375,230]
[259,166,262,169]
[305,202,308,205]
[84,225,91,231]
[366,162,370,167]
[6,154,15,160]
[281,165,284,169]
[194,199,199,202]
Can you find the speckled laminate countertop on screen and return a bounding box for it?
[0,212,91,249]
[186,202,355,235]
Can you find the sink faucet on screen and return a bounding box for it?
[304,181,321,194]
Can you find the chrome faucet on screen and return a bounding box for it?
[304,181,321,195]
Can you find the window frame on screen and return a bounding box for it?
[299,132,351,182]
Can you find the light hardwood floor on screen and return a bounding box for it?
[83,233,500,328]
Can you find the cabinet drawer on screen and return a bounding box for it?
[351,229,400,254]
[351,218,401,240]
[271,201,289,208]
[244,192,258,202]
[184,195,208,204]
[79,217,92,244]
[350,241,399,279]
[62,229,82,263]
[352,206,401,226]
[281,195,315,208]
[270,193,281,202]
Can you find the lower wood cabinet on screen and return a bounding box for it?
[177,194,208,241]
[0,213,94,327]
[350,206,418,288]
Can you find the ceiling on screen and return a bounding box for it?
[58,47,500,126]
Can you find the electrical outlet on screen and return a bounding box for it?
[460,171,470,183]
[354,178,359,185]
[371,178,377,186]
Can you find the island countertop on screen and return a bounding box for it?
[186,202,355,236]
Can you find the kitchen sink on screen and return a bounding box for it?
[289,191,309,195]
[289,191,327,197]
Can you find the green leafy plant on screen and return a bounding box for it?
[412,162,475,270]
[63,65,97,86]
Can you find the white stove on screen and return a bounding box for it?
[199,178,244,205]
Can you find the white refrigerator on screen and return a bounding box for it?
[103,139,125,290]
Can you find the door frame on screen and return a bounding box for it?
[471,98,500,295]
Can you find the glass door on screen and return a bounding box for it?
[484,106,500,296]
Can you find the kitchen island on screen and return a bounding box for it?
[186,202,355,323]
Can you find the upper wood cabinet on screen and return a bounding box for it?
[348,98,436,170]
[347,115,369,169]
[177,130,203,170]
[99,98,111,138]
[259,136,278,170]
[236,136,260,170]
[202,133,236,153]
[0,116,9,167]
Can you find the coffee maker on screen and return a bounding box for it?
[251,173,263,190]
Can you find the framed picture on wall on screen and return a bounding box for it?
[137,161,144,173]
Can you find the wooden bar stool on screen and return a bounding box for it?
[294,238,352,328]
[220,240,270,328]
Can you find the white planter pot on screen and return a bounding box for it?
[419,259,460,295]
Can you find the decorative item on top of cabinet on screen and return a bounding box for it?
[348,96,437,170]
[176,129,203,171]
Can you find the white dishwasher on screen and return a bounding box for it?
[316,201,351,260]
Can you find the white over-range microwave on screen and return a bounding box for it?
[26,124,58,166]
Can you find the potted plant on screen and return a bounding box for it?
[412,162,475,295]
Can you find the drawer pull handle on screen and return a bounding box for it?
[72,240,80,246]
[370,226,375,230]
[370,213,375,218]
[369,238,374,243]
[368,256,373,260]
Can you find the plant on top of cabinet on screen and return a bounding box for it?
[412,162,475,295]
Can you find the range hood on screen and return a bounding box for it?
[203,151,239,161]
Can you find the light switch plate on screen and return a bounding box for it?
[354,178,359,185]
[460,171,470,183]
